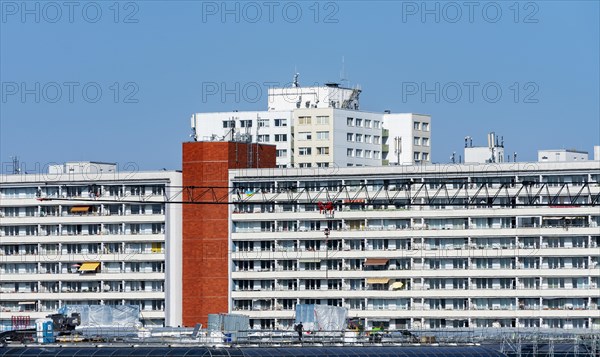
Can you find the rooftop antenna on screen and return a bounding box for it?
[293,66,299,88]
[340,56,348,87]
[11,156,21,174]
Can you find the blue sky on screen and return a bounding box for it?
[1,1,598,172]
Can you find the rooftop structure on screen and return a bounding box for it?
[463,133,505,164]
[538,149,589,162]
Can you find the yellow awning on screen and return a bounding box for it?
[78,262,100,271]
[390,282,404,290]
[367,278,390,284]
[364,258,389,266]
[71,206,91,213]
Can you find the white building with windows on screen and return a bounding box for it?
[226,160,600,331]
[0,162,182,330]
[191,82,431,168]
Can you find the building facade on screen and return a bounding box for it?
[0,162,182,330]
[191,83,431,167]
[227,161,600,331]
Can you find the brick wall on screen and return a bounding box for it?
[181,141,276,326]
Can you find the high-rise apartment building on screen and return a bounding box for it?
[191,82,431,168]
[225,160,600,331]
[0,162,182,330]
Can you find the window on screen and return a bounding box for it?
[374,151,380,159]
[222,120,235,128]
[275,119,287,127]
[422,122,429,131]
[298,116,311,125]
[316,131,329,140]
[257,119,270,127]
[422,137,429,146]
[298,132,312,141]
[422,153,429,161]
[347,149,353,157]
[374,136,381,144]
[316,116,329,125]
[374,121,381,129]
[275,134,287,142]
[414,122,420,130]
[347,133,353,142]
[299,163,311,168]
[276,149,287,158]
[317,162,329,167]
[365,135,372,144]
[364,119,371,128]
[298,147,312,156]
[355,134,363,142]
[355,149,363,157]
[365,150,372,158]
[414,137,420,145]
[257,134,270,142]
[347,117,354,126]
[240,120,252,128]
[414,152,420,161]
[355,118,362,127]
[317,147,329,155]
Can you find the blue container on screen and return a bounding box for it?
[42,321,56,343]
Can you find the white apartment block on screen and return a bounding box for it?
[0,162,182,330]
[227,161,600,331]
[191,82,431,168]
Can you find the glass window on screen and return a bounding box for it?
[355,118,362,127]
[347,117,353,126]
[274,119,287,127]
[347,133,353,141]
[414,122,420,130]
[422,122,429,131]
[275,134,287,142]
[347,149,353,157]
[257,134,270,142]
[257,119,270,127]
[298,147,312,156]
[222,120,235,128]
[298,132,312,140]
[316,116,329,125]
[240,120,252,128]
[316,131,329,140]
[317,147,329,155]
[276,149,287,158]
[298,116,311,125]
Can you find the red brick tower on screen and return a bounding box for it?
[181,141,276,326]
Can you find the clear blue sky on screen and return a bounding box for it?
[1,1,598,172]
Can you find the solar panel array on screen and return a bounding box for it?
[0,346,506,357]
